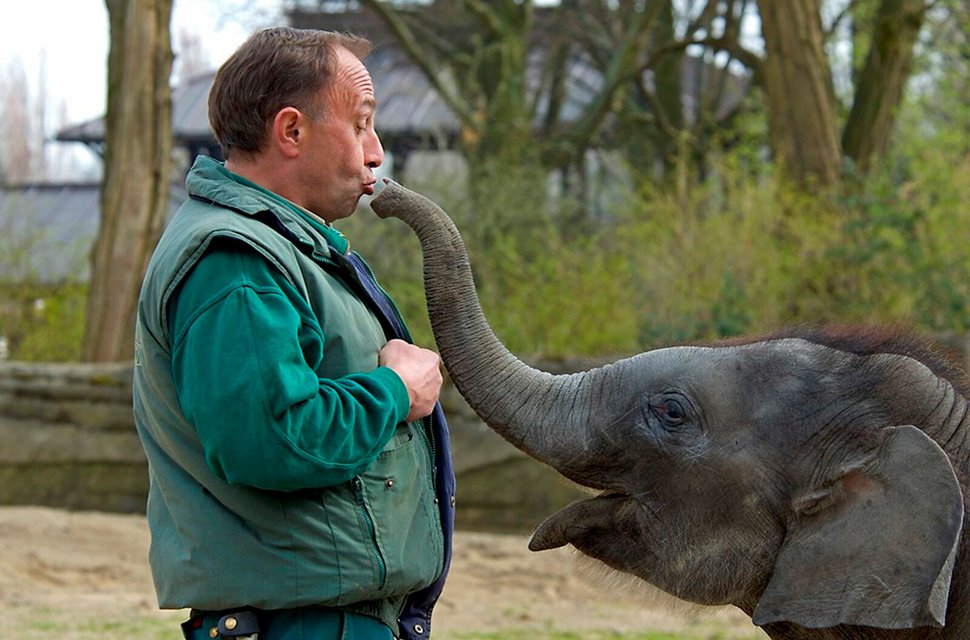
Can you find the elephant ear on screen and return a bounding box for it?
[753,425,963,630]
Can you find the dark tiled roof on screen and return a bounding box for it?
[366,46,460,139]
[0,183,186,283]
[56,17,748,154]
[56,73,216,145]
[56,47,460,153]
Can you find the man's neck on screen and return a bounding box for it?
[224,158,333,230]
[224,158,279,194]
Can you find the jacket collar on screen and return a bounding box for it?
[185,155,351,259]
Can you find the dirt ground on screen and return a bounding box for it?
[0,506,767,638]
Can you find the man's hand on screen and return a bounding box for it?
[379,339,443,422]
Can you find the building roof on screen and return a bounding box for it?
[56,72,219,148]
[56,8,749,158]
[56,46,460,156]
[0,182,186,284]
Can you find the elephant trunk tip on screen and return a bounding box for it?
[369,178,408,220]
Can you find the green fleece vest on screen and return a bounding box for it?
[132,159,443,632]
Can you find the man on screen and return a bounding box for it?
[132,27,455,640]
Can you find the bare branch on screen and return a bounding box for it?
[685,0,720,38]
[460,0,504,37]
[361,0,476,128]
[634,80,681,140]
[559,2,667,159]
[637,35,763,80]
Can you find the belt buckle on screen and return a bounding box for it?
[218,611,260,639]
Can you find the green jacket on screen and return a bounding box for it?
[132,156,444,632]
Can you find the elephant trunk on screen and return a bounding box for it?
[370,180,621,484]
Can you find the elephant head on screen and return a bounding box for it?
[370,181,969,638]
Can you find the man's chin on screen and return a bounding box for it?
[311,202,357,224]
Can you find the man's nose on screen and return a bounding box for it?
[365,130,384,169]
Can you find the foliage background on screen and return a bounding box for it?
[329,0,970,361]
[1,0,968,362]
[5,99,968,362]
[344,120,970,359]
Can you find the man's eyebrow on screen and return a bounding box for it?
[360,95,376,113]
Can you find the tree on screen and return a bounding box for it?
[82,0,173,362]
[758,0,842,185]
[343,1,758,193]
[614,1,760,182]
[302,1,936,191]
[756,0,927,185]
[359,0,664,174]
[0,58,48,184]
[840,0,926,172]
[173,27,211,85]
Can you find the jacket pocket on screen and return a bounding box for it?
[357,421,444,599]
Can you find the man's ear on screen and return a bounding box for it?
[270,107,303,159]
[754,425,963,630]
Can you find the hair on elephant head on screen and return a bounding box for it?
[371,181,970,640]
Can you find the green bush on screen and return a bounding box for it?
[0,283,86,362]
[5,132,966,363]
[345,159,644,358]
[623,145,969,347]
[351,141,969,357]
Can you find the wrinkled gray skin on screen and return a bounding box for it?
[371,181,970,639]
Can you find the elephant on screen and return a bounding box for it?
[370,181,970,640]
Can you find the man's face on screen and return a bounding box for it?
[298,46,384,222]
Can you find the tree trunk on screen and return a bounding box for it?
[83,0,172,362]
[758,0,841,186]
[841,0,926,172]
[648,0,684,178]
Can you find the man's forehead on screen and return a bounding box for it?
[335,47,373,85]
[329,47,376,108]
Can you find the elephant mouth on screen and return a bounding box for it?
[528,490,633,552]
[589,489,636,506]
[600,489,633,499]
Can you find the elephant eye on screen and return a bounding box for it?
[650,398,686,427]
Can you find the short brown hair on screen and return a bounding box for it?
[208,27,372,159]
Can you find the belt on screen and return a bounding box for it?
[181,606,393,639]
[182,609,260,640]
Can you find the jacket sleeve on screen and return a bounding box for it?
[167,238,411,491]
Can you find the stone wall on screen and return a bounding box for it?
[2,335,967,532]
[0,360,586,532]
[0,362,146,513]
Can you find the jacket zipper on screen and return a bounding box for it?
[341,252,442,581]
[352,476,387,589]
[359,256,439,465]
[417,414,436,475]
[351,253,438,468]
[352,253,414,343]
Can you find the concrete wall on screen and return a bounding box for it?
[2,336,967,532]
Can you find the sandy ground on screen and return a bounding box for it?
[0,506,767,638]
